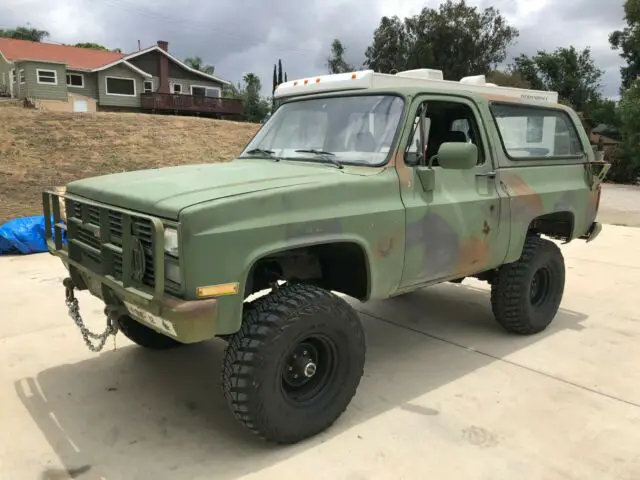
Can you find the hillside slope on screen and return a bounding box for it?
[0,104,260,223]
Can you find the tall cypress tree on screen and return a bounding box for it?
[272,64,277,96]
[278,59,283,85]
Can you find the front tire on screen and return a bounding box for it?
[221,283,366,444]
[490,235,565,335]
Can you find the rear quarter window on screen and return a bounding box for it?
[490,103,584,160]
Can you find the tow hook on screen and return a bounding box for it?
[62,277,119,352]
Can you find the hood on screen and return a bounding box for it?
[66,159,338,219]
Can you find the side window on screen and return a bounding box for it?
[405,100,486,166]
[405,110,431,166]
[490,103,584,159]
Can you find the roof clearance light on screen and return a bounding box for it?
[316,78,320,83]
[293,81,298,86]
[304,79,309,85]
[351,73,357,79]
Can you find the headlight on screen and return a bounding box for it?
[164,227,179,257]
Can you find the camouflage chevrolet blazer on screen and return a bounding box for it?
[43,68,610,444]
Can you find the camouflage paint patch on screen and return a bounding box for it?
[501,172,544,221]
[406,211,460,278]
[586,188,600,225]
[394,150,414,188]
[455,235,491,275]
[553,189,580,213]
[373,223,406,259]
[374,236,394,258]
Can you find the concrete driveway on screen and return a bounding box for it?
[1,187,640,480]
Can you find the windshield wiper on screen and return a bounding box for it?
[294,149,343,169]
[244,148,280,161]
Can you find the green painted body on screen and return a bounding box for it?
[43,85,609,343]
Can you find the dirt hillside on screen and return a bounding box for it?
[0,103,260,223]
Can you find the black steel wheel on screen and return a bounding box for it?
[280,334,338,404]
[491,235,565,335]
[222,283,366,444]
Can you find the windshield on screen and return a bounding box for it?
[240,94,405,166]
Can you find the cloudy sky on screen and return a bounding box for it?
[1,0,628,98]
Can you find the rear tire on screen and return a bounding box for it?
[221,283,366,444]
[490,235,565,335]
[116,315,183,349]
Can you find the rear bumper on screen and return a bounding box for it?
[579,221,602,243]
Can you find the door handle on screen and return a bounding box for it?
[476,171,497,178]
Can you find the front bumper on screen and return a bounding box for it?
[43,188,218,343]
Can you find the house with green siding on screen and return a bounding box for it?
[0,38,242,117]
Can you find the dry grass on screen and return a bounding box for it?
[0,105,260,223]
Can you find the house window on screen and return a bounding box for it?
[11,69,16,83]
[66,73,84,88]
[105,76,136,96]
[37,69,58,85]
[190,85,220,98]
[19,69,25,84]
[171,83,182,94]
[2,72,5,85]
[143,80,153,93]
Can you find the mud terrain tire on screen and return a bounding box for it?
[222,283,366,444]
[117,315,183,349]
[491,235,565,335]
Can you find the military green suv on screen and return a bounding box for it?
[43,69,609,445]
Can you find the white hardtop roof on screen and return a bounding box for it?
[274,68,559,104]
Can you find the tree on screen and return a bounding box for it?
[363,0,518,79]
[586,98,620,131]
[0,24,49,42]
[364,15,412,73]
[486,69,531,88]
[327,39,354,74]
[73,42,109,51]
[184,56,214,74]
[609,0,640,91]
[513,46,604,113]
[223,73,271,123]
[242,73,270,123]
[607,80,640,183]
[272,64,278,96]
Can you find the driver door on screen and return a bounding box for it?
[398,94,510,288]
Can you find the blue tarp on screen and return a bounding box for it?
[0,215,66,255]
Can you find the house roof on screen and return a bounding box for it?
[95,45,231,85]
[0,37,125,70]
[0,38,231,85]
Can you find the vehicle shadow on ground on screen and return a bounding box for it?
[16,282,587,480]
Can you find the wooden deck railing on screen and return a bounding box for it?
[140,93,244,116]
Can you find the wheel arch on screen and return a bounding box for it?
[242,236,374,302]
[505,210,575,264]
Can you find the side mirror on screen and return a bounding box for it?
[437,142,477,170]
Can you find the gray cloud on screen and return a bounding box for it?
[0,0,628,98]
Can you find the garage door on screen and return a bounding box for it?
[73,99,88,113]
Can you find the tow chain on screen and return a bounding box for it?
[63,278,119,353]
